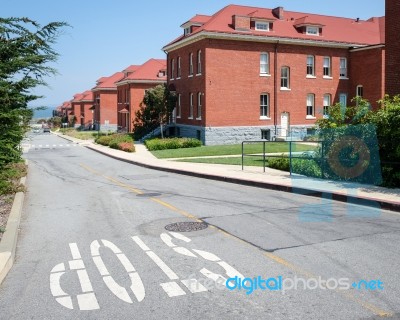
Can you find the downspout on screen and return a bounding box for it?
[274,41,279,137]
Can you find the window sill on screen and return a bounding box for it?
[306,75,316,79]
[176,77,181,80]
[323,76,333,80]
[170,78,174,81]
[280,88,291,91]
[196,117,202,120]
[176,116,181,119]
[339,77,349,80]
[196,73,202,76]
[323,115,329,119]
[306,116,316,120]
[188,75,193,78]
[259,116,271,120]
[188,117,193,120]
[260,74,271,77]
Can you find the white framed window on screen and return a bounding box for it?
[184,27,191,35]
[339,93,347,108]
[189,93,193,119]
[306,94,315,118]
[306,26,319,35]
[356,85,364,98]
[281,66,290,89]
[197,92,202,119]
[323,94,331,117]
[177,57,181,78]
[340,58,347,78]
[323,57,331,77]
[307,55,315,77]
[197,50,202,75]
[170,59,175,79]
[260,53,269,75]
[189,53,193,76]
[260,93,270,118]
[255,21,269,31]
[177,94,181,118]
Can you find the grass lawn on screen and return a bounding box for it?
[61,129,97,140]
[151,142,317,159]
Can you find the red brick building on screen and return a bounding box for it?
[385,0,400,96]
[92,72,124,132]
[115,59,167,132]
[163,5,386,144]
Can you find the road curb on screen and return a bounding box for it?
[85,145,400,213]
[0,169,27,285]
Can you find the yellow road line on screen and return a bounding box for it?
[79,162,393,317]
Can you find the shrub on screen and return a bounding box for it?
[145,138,202,151]
[117,142,135,153]
[0,162,27,195]
[267,156,290,171]
[292,158,322,178]
[108,134,133,149]
[95,134,135,153]
[96,135,113,146]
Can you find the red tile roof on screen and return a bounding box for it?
[181,14,212,27]
[115,59,167,84]
[72,93,84,102]
[164,4,385,49]
[79,90,94,101]
[92,72,124,91]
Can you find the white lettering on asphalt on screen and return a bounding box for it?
[160,282,186,297]
[50,234,244,310]
[90,239,145,303]
[162,232,244,286]
[132,236,185,297]
[181,279,208,293]
[50,244,100,311]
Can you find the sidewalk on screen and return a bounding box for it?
[54,132,400,213]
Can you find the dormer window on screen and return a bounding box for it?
[306,26,319,35]
[184,27,191,36]
[255,21,269,31]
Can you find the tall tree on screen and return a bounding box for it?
[0,17,67,167]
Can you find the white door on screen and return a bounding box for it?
[281,112,290,137]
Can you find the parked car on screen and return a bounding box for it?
[43,127,50,133]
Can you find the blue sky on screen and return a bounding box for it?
[2,0,384,110]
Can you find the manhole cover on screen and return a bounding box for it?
[165,221,208,232]
[136,193,162,197]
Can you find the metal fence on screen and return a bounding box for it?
[241,140,321,174]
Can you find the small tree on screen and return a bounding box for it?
[133,84,176,139]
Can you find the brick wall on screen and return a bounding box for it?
[385,0,400,96]
[350,47,385,108]
[99,90,118,131]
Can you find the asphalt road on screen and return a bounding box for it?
[0,132,399,319]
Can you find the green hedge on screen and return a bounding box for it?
[267,156,290,171]
[95,134,135,153]
[145,138,202,151]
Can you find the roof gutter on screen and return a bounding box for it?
[162,30,373,52]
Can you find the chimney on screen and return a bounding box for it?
[272,7,284,20]
[232,15,250,31]
[385,0,400,96]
